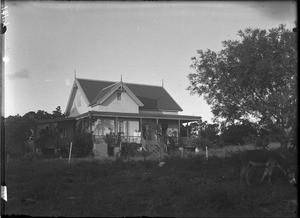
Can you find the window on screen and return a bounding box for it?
[117,92,121,100]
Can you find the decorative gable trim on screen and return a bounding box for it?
[91,81,144,107]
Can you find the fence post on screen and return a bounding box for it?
[68,142,73,164]
[205,146,208,160]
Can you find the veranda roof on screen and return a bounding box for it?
[76,111,201,123]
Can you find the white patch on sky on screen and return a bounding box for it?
[3,56,9,62]
[65,79,71,86]
[7,68,30,79]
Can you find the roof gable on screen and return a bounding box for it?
[90,82,118,106]
[90,81,144,107]
[75,78,183,112]
[76,79,114,104]
[65,80,90,116]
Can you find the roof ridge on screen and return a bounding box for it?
[76,77,162,88]
[125,82,162,88]
[76,77,116,84]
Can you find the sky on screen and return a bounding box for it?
[3,1,296,123]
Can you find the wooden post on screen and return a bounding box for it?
[186,123,189,138]
[178,120,181,145]
[115,117,118,133]
[140,118,142,135]
[68,142,73,164]
[198,119,201,138]
[89,113,93,133]
[178,120,181,137]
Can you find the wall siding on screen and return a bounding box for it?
[69,89,89,117]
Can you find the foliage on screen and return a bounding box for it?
[200,122,220,142]
[51,106,65,119]
[220,121,258,145]
[5,106,66,158]
[187,25,297,149]
[5,115,31,157]
[121,142,141,159]
[72,120,94,158]
[191,137,214,150]
[182,121,220,148]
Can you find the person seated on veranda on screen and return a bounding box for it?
[136,130,141,144]
[133,130,138,143]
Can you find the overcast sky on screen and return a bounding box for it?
[4,1,296,122]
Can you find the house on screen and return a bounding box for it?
[36,77,201,157]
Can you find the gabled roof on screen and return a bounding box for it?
[90,81,144,107]
[75,78,183,112]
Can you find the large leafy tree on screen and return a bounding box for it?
[187,25,297,149]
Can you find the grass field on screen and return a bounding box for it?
[4,154,297,217]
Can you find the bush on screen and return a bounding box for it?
[220,122,258,145]
[121,142,140,159]
[73,132,94,158]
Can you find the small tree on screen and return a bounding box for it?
[72,119,93,157]
[52,106,66,119]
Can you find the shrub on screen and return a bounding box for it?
[220,122,258,145]
[121,142,140,158]
[73,133,94,158]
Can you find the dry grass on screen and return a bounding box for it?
[5,155,297,217]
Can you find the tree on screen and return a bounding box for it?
[220,121,258,146]
[72,119,93,157]
[187,25,297,149]
[5,106,66,158]
[5,115,27,157]
[52,106,65,119]
[33,110,52,120]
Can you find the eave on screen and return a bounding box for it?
[75,111,201,122]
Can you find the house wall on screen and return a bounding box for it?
[96,92,139,113]
[69,89,89,117]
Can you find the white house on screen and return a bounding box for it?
[37,77,201,157]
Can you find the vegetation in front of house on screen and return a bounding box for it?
[5,153,297,217]
[72,119,94,158]
[5,106,65,158]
